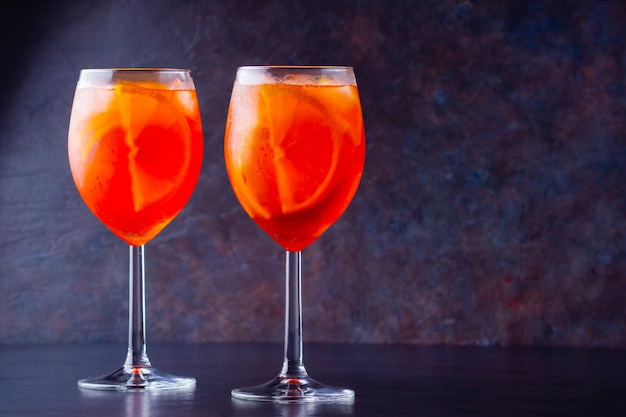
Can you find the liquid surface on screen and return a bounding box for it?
[225,76,365,251]
[68,80,203,245]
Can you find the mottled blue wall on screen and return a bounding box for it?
[0,0,624,347]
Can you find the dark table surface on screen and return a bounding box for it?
[0,342,624,416]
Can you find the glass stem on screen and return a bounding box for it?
[124,245,151,371]
[280,250,308,378]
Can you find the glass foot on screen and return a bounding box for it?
[232,375,354,403]
[78,366,196,391]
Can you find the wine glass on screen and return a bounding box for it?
[224,66,366,402]
[68,68,204,390]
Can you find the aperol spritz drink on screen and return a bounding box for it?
[225,66,365,402]
[68,68,203,390]
[225,67,364,251]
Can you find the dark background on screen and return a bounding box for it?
[0,0,624,347]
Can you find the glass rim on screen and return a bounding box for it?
[79,68,191,73]
[76,68,195,88]
[237,65,354,71]
[236,65,357,86]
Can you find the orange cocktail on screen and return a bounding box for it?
[225,70,365,251]
[68,76,203,245]
[68,69,203,390]
[225,66,364,402]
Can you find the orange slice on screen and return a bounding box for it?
[114,83,192,212]
[227,123,281,220]
[79,83,192,212]
[226,82,288,220]
[260,84,345,215]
